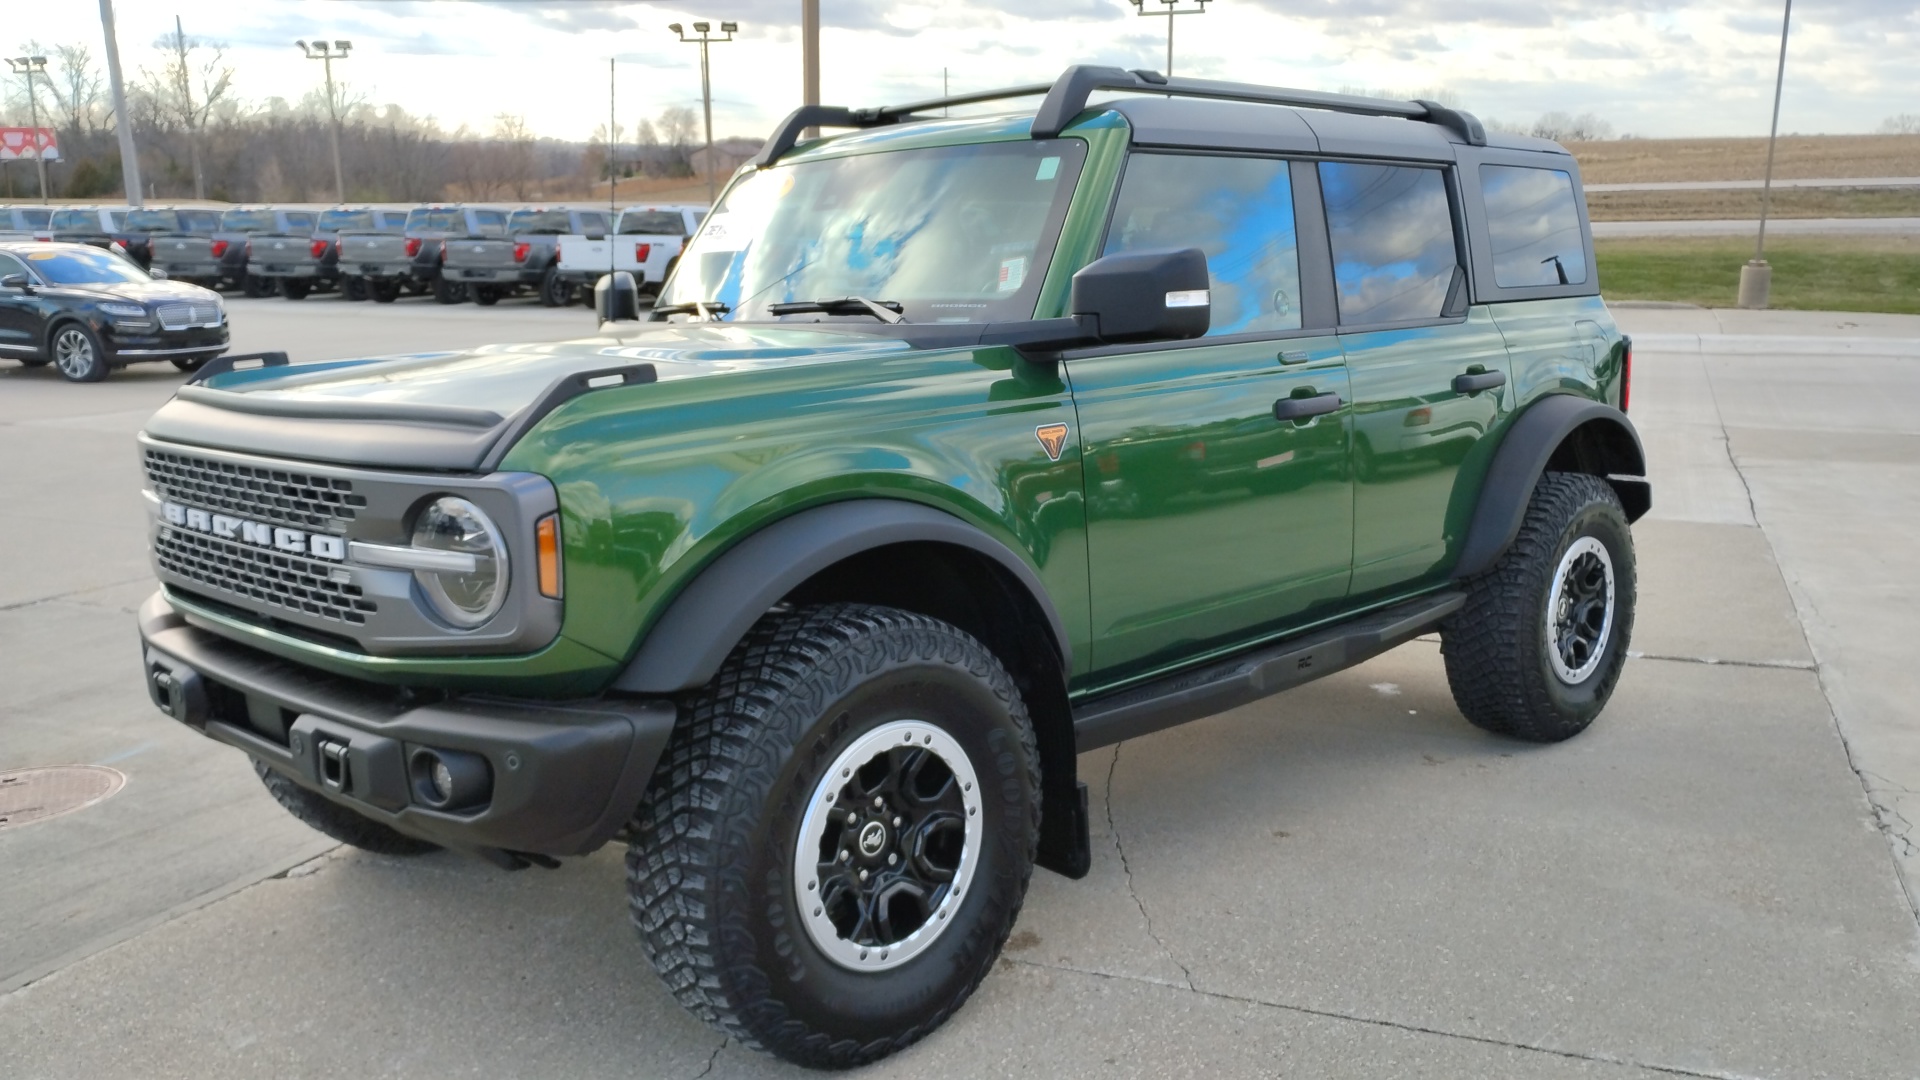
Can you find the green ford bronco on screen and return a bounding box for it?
[135,67,1645,1067]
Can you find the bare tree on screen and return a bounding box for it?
[37,44,107,134]
[1881,114,1920,135]
[1531,111,1614,142]
[658,106,698,177]
[492,113,535,199]
[141,22,236,198]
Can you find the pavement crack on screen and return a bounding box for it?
[1004,957,1758,1080]
[0,575,154,614]
[690,1037,727,1079]
[1105,742,1195,991]
[1627,650,1816,671]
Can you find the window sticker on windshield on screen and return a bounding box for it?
[27,251,55,260]
[1036,157,1061,182]
[701,212,748,252]
[999,256,1027,293]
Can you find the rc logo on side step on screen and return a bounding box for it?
[1035,422,1069,462]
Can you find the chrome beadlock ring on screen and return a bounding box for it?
[1545,535,1616,685]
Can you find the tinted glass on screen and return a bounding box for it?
[284,211,316,230]
[471,210,507,235]
[1479,165,1587,287]
[51,210,95,231]
[618,210,686,236]
[319,209,375,232]
[109,211,127,230]
[578,212,608,235]
[125,209,182,231]
[221,209,278,232]
[1319,162,1458,324]
[659,139,1087,325]
[0,252,26,277]
[1104,154,1302,336]
[19,209,50,228]
[374,210,408,231]
[415,208,463,232]
[509,210,571,233]
[23,246,149,284]
[180,210,221,233]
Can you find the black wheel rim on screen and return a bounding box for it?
[1546,535,1615,684]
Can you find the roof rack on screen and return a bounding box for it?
[752,64,1485,170]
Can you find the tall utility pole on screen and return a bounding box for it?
[801,0,820,139]
[1739,0,1793,310]
[669,21,737,205]
[1127,0,1210,78]
[98,0,144,205]
[297,39,352,202]
[5,57,50,202]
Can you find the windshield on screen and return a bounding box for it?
[319,209,375,231]
[658,139,1087,324]
[125,209,182,232]
[221,209,278,232]
[26,247,150,285]
[617,210,688,236]
[509,210,571,234]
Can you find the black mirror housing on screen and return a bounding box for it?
[1070,248,1210,343]
[0,273,27,290]
[595,271,641,324]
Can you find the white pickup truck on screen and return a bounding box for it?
[552,204,706,303]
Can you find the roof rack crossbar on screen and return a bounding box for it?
[753,64,1487,171]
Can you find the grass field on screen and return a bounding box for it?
[1596,236,1920,314]
[1587,187,1920,221]
[1570,134,1920,184]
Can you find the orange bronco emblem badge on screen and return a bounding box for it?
[1035,422,1069,462]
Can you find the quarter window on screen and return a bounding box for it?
[1104,153,1302,336]
[1319,162,1458,325]
[1479,165,1588,287]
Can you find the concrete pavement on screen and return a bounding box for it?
[3,295,1920,1078]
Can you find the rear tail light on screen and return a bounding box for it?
[635,243,652,263]
[1620,339,1633,413]
[310,238,329,258]
[404,237,422,257]
[210,239,228,257]
[513,242,530,263]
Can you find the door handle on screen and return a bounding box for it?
[1273,392,1343,422]
[1452,370,1507,395]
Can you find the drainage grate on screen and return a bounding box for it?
[0,766,127,830]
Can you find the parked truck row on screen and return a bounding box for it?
[0,201,707,309]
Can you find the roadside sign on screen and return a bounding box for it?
[0,128,60,162]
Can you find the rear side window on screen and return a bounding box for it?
[1479,165,1587,287]
[1104,153,1302,336]
[1319,162,1458,325]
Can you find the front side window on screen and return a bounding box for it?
[1103,153,1302,336]
[659,139,1087,324]
[1480,165,1588,288]
[23,247,150,284]
[1320,162,1458,325]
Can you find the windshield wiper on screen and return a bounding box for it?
[651,300,731,322]
[767,297,907,324]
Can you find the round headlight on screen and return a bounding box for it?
[411,496,507,628]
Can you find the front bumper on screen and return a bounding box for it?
[138,591,674,858]
[106,325,229,362]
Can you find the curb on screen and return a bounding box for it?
[1633,333,1920,358]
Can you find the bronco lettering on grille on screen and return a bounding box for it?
[162,500,345,561]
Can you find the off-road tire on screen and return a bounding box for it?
[1442,471,1636,743]
[628,603,1041,1069]
[253,759,440,855]
[280,279,311,300]
[49,322,109,382]
[432,275,467,305]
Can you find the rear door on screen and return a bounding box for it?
[1070,152,1353,679]
[1326,160,1512,599]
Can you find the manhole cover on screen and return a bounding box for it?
[0,766,127,830]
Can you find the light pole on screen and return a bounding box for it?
[98,0,145,205]
[669,21,736,204]
[1128,0,1210,79]
[5,56,50,203]
[297,38,352,202]
[1739,0,1792,310]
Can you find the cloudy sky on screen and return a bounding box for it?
[19,0,1917,143]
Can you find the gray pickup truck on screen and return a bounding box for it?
[256,206,410,301]
[435,206,610,306]
[342,205,510,304]
[214,207,318,297]
[137,208,227,287]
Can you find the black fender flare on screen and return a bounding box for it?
[1452,395,1648,580]
[612,499,1073,694]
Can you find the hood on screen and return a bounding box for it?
[53,278,221,305]
[144,323,912,472]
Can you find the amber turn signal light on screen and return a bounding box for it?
[535,514,563,599]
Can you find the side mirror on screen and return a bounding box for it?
[595,270,641,324]
[1070,248,1211,343]
[0,273,29,291]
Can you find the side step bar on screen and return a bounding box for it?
[1071,590,1466,752]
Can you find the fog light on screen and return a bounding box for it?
[409,747,492,810]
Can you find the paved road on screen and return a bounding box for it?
[1594,216,1920,238]
[4,297,1920,1078]
[1587,176,1920,193]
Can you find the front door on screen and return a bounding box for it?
[1318,161,1511,598]
[1071,153,1353,681]
[0,252,44,360]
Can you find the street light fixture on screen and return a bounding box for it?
[1128,0,1209,79]
[669,20,737,204]
[5,56,51,203]
[296,38,352,202]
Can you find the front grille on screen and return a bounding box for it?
[154,301,222,329]
[155,529,377,625]
[144,449,366,532]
